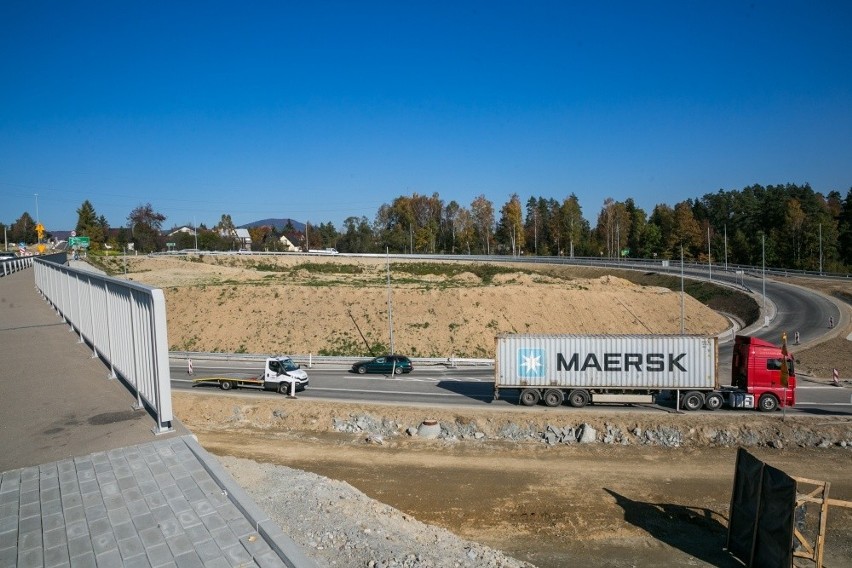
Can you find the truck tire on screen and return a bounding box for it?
[519,389,541,406]
[682,391,704,411]
[758,394,779,412]
[703,392,724,411]
[543,389,564,407]
[220,380,233,391]
[278,382,289,394]
[568,389,590,408]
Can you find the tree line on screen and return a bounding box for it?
[3,183,850,271]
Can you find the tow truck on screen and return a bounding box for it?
[192,356,309,394]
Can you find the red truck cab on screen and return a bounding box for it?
[731,335,796,411]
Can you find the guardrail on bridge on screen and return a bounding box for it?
[1,256,34,276]
[34,257,174,434]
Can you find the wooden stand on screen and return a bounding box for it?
[792,476,852,567]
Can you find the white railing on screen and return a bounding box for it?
[0,256,33,276]
[34,258,174,434]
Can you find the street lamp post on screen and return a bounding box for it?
[386,247,394,354]
[762,233,766,325]
[680,245,685,335]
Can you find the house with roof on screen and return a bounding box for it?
[219,227,252,250]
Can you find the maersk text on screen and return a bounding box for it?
[556,352,688,373]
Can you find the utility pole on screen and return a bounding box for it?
[762,233,766,321]
[819,223,823,275]
[707,226,711,281]
[680,245,685,335]
[386,247,394,354]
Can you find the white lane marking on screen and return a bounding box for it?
[794,402,852,406]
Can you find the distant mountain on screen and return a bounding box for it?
[238,218,305,232]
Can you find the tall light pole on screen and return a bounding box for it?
[193,216,198,250]
[680,245,685,335]
[819,223,823,275]
[386,247,394,354]
[724,224,728,271]
[707,226,711,281]
[34,193,39,224]
[762,233,766,322]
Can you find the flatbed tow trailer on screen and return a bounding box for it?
[191,356,309,395]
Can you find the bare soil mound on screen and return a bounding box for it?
[114,255,729,357]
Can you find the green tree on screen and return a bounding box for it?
[10,212,36,244]
[127,203,166,252]
[75,200,106,250]
[338,216,376,253]
[838,188,852,266]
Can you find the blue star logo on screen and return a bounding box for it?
[517,349,546,378]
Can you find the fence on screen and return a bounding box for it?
[0,256,33,276]
[34,257,174,434]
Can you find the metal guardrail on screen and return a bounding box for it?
[170,351,494,368]
[0,256,34,276]
[34,257,174,434]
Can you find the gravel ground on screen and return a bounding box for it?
[219,456,535,568]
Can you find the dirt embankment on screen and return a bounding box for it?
[111,255,729,358]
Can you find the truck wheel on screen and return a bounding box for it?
[543,389,564,407]
[758,394,779,412]
[357,366,367,374]
[682,391,704,411]
[220,380,233,391]
[278,383,289,394]
[568,389,590,408]
[703,392,724,411]
[519,389,541,406]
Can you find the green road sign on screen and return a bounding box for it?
[68,236,90,248]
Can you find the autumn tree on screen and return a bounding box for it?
[470,194,495,254]
[497,193,524,255]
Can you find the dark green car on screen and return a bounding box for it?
[351,355,413,375]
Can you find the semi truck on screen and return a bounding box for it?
[493,334,795,412]
[192,356,309,394]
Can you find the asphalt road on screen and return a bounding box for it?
[170,361,852,416]
[167,259,849,416]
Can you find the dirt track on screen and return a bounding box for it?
[174,393,852,567]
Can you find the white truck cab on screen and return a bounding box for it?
[265,356,309,390]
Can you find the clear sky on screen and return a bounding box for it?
[1,1,850,233]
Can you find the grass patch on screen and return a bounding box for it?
[393,262,523,284]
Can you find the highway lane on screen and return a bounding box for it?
[167,258,849,415]
[171,361,852,416]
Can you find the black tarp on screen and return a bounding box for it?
[727,448,796,568]
[753,464,796,568]
[728,448,764,560]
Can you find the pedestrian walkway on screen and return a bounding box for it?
[0,267,314,567]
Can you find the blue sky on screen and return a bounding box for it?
[1,1,850,233]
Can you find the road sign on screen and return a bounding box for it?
[68,236,90,248]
